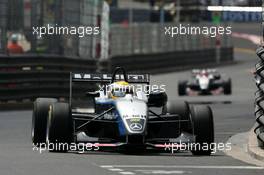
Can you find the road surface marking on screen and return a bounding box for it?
[101,165,264,170]
[109,168,123,172]
[135,170,188,174]
[100,165,113,168]
[100,165,134,175]
[119,172,135,175]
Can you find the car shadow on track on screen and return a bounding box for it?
[67,150,225,157]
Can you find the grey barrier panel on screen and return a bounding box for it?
[0,55,97,101]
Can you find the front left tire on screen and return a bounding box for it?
[47,103,73,152]
[32,98,57,147]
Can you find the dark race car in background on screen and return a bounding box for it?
[178,69,232,96]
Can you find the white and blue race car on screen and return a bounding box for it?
[32,67,214,155]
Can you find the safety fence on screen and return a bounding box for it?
[0,1,235,104]
[106,22,233,73]
[1,1,234,60]
[0,46,233,104]
[254,47,264,148]
[1,0,104,59]
[0,0,8,53]
[0,55,96,102]
[102,47,233,73]
[110,22,232,57]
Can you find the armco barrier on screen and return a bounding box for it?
[101,47,234,73]
[254,47,264,148]
[0,55,97,102]
[0,47,234,103]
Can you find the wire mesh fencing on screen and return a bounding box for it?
[1,0,104,59]
[110,22,233,57]
[0,0,8,53]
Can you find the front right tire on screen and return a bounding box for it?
[190,105,214,156]
[224,78,232,95]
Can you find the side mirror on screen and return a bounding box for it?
[86,92,100,98]
[148,91,168,107]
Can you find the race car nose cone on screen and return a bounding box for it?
[199,78,209,90]
[130,123,143,131]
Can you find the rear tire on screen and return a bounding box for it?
[190,105,214,156]
[32,98,57,147]
[224,79,232,95]
[47,103,73,152]
[178,81,187,96]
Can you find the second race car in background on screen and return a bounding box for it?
[178,69,232,96]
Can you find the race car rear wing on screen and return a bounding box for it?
[192,69,217,74]
[71,73,150,84]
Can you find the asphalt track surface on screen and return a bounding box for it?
[231,22,261,50]
[0,49,263,175]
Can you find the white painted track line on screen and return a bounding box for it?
[100,166,134,175]
[136,170,187,174]
[119,172,135,175]
[109,168,123,172]
[100,165,114,168]
[100,165,264,170]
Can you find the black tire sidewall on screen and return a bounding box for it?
[32,98,57,146]
[224,79,232,95]
[47,103,73,152]
[178,81,187,96]
[165,101,190,121]
[190,105,214,155]
[164,101,192,133]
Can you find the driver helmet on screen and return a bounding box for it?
[200,69,208,77]
[109,81,133,99]
[11,34,19,43]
